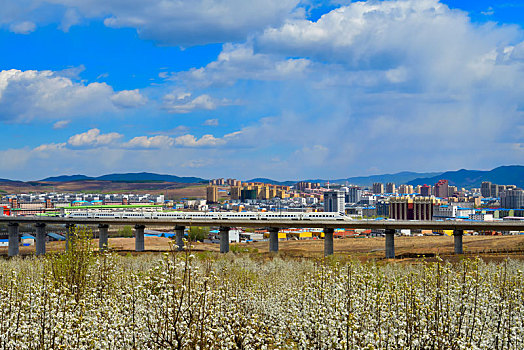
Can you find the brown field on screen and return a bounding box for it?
[0,181,209,199]
[3,235,524,261]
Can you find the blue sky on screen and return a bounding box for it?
[0,0,523,181]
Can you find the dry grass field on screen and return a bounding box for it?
[0,181,209,198]
[3,234,524,261]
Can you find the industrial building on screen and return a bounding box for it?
[389,196,440,220]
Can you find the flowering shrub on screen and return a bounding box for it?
[0,231,522,349]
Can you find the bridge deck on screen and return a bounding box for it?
[1,217,523,231]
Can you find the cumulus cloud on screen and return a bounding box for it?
[174,134,226,147]
[67,128,123,148]
[9,21,36,34]
[111,89,147,108]
[91,0,302,46]
[1,0,304,46]
[33,142,66,152]
[36,129,242,152]
[0,69,145,122]
[175,43,311,87]
[1,0,524,179]
[123,135,174,149]
[162,92,232,113]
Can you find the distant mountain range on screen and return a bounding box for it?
[0,166,521,189]
[248,167,524,188]
[248,171,442,187]
[245,178,297,186]
[407,165,524,189]
[331,171,444,187]
[40,172,207,184]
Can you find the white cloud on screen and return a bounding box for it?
[0,0,304,46]
[60,8,81,32]
[255,0,523,91]
[203,118,219,126]
[174,134,226,147]
[162,92,231,114]
[0,69,144,122]
[67,128,123,148]
[9,21,36,34]
[175,43,311,87]
[95,0,302,46]
[36,129,241,151]
[52,119,71,129]
[33,142,66,152]
[123,135,174,149]
[1,0,523,179]
[111,89,147,108]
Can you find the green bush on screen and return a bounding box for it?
[118,225,134,237]
[49,226,95,302]
[188,226,208,242]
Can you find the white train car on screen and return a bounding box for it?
[64,211,349,221]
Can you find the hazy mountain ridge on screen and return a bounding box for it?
[40,172,207,184]
[248,171,443,187]
[330,171,443,187]
[407,166,524,189]
[0,166,521,188]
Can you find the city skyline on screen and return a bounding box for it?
[0,0,523,180]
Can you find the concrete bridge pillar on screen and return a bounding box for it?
[453,229,464,254]
[98,224,109,251]
[385,228,395,259]
[65,223,76,252]
[324,228,334,256]
[35,223,46,256]
[8,223,19,257]
[175,225,185,251]
[135,224,146,252]
[219,226,230,253]
[269,227,280,252]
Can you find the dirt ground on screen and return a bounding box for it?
[0,181,209,199]
[3,235,524,261]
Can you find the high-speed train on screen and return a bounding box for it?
[63,211,350,221]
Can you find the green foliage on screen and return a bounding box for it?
[118,225,134,237]
[49,226,95,302]
[188,226,208,241]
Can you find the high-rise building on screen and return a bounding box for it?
[448,186,458,197]
[324,191,345,214]
[501,189,524,209]
[346,186,362,203]
[398,184,413,195]
[241,189,257,201]
[481,181,492,197]
[385,183,396,194]
[490,183,499,198]
[420,184,431,197]
[230,186,241,200]
[296,182,312,191]
[376,200,390,217]
[372,183,384,194]
[434,179,449,198]
[258,186,270,200]
[206,186,218,203]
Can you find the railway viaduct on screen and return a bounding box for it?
[1,216,523,258]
